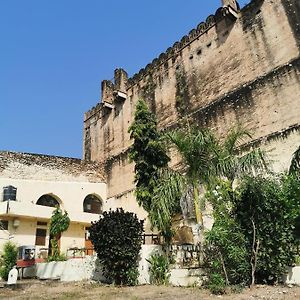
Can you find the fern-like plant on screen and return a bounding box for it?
[147,253,170,285]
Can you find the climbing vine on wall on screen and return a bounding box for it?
[175,67,190,116]
[140,75,157,113]
[48,207,70,261]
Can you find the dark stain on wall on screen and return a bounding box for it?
[175,67,191,117]
[282,0,300,49]
[84,127,91,161]
[240,0,264,32]
[140,75,157,114]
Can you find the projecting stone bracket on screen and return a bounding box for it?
[113,90,127,102]
[222,0,239,20]
[226,6,239,20]
[103,101,114,110]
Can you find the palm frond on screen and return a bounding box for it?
[223,125,252,154]
[149,168,187,235]
[289,146,300,175]
[237,148,268,177]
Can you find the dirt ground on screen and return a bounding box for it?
[1,281,300,300]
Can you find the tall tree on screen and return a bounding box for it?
[128,99,170,213]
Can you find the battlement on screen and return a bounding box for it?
[126,4,239,88]
[84,68,128,120]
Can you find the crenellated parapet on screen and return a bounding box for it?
[126,2,240,87]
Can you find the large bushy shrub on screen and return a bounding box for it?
[89,208,144,285]
[235,176,296,284]
[0,241,18,280]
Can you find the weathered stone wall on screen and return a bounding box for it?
[83,0,300,212]
[0,151,105,183]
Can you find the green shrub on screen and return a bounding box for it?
[205,180,250,288]
[147,253,170,285]
[89,208,144,285]
[205,215,250,287]
[47,252,67,262]
[0,241,18,280]
[235,176,296,284]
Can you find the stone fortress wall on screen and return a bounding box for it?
[83,0,300,229]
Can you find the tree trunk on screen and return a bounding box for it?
[251,218,259,288]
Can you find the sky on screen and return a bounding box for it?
[0,0,249,159]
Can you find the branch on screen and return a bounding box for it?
[219,251,229,286]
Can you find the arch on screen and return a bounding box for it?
[83,194,103,214]
[36,194,61,208]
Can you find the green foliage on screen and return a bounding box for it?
[165,127,218,225]
[207,273,226,295]
[235,176,296,283]
[156,125,266,227]
[147,253,170,285]
[0,241,18,280]
[289,145,300,176]
[205,179,234,217]
[128,99,170,213]
[49,207,70,237]
[280,174,300,243]
[212,125,267,183]
[47,252,67,262]
[49,207,70,259]
[89,208,144,285]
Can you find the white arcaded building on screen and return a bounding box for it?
[0,151,107,255]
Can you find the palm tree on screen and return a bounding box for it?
[149,125,267,240]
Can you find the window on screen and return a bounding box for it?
[0,220,8,230]
[83,194,102,214]
[36,195,60,207]
[35,228,47,246]
[3,186,17,201]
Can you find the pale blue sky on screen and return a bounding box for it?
[0,0,249,158]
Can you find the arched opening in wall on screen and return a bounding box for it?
[83,194,102,214]
[36,194,61,208]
